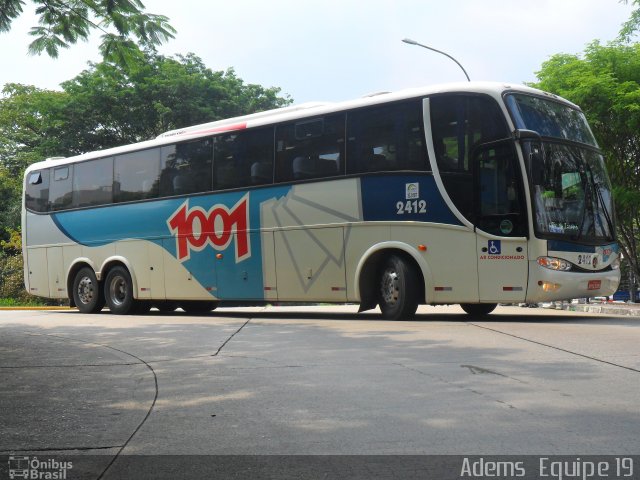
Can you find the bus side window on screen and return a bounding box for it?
[72,157,114,208]
[25,169,50,212]
[214,127,274,190]
[160,138,213,196]
[275,114,345,183]
[114,148,160,202]
[346,100,428,174]
[50,165,73,211]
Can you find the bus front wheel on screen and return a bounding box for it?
[378,255,419,320]
[460,303,497,317]
[104,266,135,315]
[72,267,105,313]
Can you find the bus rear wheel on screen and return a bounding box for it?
[104,266,135,315]
[72,267,105,313]
[460,303,497,317]
[378,255,419,320]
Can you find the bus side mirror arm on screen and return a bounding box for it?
[513,129,541,141]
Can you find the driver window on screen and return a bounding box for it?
[476,142,527,237]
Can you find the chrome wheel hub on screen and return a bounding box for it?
[109,276,128,307]
[77,276,95,305]
[381,267,400,306]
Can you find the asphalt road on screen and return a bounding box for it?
[0,305,639,479]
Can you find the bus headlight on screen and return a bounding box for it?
[537,256,572,271]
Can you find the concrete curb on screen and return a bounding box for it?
[557,304,640,317]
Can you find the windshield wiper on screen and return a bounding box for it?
[583,160,615,241]
[593,180,615,240]
[572,171,589,242]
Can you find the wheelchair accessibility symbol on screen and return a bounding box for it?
[488,240,501,255]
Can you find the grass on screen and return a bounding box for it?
[0,297,65,307]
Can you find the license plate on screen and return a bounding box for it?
[588,280,601,290]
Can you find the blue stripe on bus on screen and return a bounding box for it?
[547,240,619,254]
[361,174,462,226]
[547,240,596,253]
[52,186,291,300]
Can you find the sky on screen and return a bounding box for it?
[0,0,636,104]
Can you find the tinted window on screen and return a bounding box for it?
[214,128,273,190]
[506,94,597,147]
[347,100,428,174]
[114,148,160,202]
[160,138,213,196]
[275,114,345,182]
[25,169,50,212]
[50,165,73,211]
[475,141,527,236]
[430,95,510,220]
[72,157,114,208]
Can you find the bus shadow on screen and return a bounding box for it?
[64,306,640,328]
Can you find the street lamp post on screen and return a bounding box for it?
[402,38,471,82]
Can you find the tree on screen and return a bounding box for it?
[530,40,640,288]
[0,0,175,65]
[620,0,640,41]
[57,51,292,152]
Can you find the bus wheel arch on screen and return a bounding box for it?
[355,244,430,316]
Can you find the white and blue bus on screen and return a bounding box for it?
[22,82,620,319]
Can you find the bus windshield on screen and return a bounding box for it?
[506,93,597,146]
[506,94,615,244]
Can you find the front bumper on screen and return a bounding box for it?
[526,261,620,303]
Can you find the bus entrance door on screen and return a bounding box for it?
[476,235,528,303]
[473,140,529,303]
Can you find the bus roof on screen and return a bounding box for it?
[25,81,575,174]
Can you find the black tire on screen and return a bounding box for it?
[180,300,218,314]
[378,255,420,320]
[460,303,497,316]
[104,266,135,315]
[72,267,105,313]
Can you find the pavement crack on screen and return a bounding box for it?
[460,364,528,384]
[469,323,640,374]
[17,331,158,480]
[212,318,252,357]
[393,362,528,414]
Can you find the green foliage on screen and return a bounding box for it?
[58,51,292,151]
[0,0,175,66]
[619,0,640,41]
[530,40,640,281]
[0,251,62,305]
[0,228,22,253]
[0,252,29,302]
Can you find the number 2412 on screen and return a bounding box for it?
[396,200,426,215]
